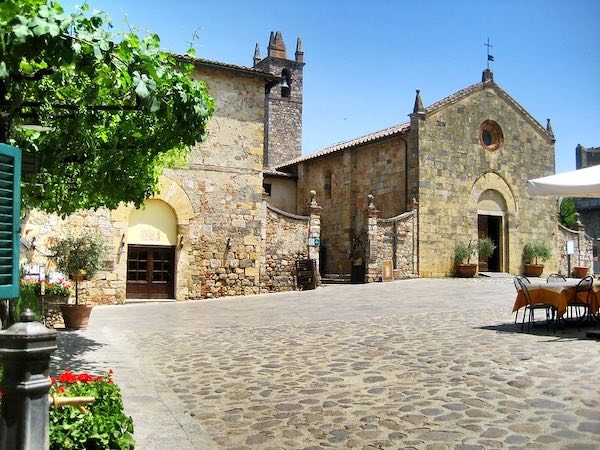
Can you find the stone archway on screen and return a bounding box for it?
[471,172,515,273]
[111,175,194,300]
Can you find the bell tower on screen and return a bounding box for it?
[254,31,304,168]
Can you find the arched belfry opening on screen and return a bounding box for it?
[126,199,177,299]
[281,68,291,97]
[477,189,507,272]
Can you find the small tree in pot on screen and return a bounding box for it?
[477,237,497,269]
[454,241,477,277]
[50,232,106,329]
[522,241,552,277]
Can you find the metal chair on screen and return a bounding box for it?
[513,276,530,324]
[547,273,566,283]
[516,276,556,331]
[570,276,594,323]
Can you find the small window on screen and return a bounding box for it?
[281,69,291,98]
[263,183,272,196]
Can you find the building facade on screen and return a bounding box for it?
[274,69,569,278]
[575,144,600,271]
[21,32,319,304]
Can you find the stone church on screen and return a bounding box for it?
[268,68,592,279]
[20,31,593,305]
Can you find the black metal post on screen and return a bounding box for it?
[0,309,57,450]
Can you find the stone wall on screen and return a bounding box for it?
[21,208,124,305]
[556,222,594,276]
[261,205,309,291]
[364,196,417,282]
[296,136,407,274]
[414,81,557,276]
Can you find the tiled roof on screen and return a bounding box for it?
[276,121,410,169]
[263,168,297,178]
[173,54,280,83]
[277,78,553,169]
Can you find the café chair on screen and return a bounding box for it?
[513,276,530,324]
[516,276,556,332]
[570,275,594,323]
[547,273,566,283]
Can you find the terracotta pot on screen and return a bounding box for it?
[573,266,589,278]
[456,263,477,278]
[524,264,544,277]
[60,304,93,330]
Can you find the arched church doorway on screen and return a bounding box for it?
[126,200,177,299]
[477,189,507,272]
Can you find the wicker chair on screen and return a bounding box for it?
[516,276,556,331]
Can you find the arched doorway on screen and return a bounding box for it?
[126,200,177,299]
[477,189,507,272]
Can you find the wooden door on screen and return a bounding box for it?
[126,245,175,299]
[478,215,489,272]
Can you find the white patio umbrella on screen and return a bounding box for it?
[526,165,600,198]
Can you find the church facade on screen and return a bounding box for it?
[272,69,571,278]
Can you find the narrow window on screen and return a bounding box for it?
[281,69,291,98]
[263,183,272,196]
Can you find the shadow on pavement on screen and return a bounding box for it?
[50,331,105,376]
[478,321,598,341]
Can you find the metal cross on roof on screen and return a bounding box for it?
[484,38,494,69]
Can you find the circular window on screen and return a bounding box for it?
[480,120,503,151]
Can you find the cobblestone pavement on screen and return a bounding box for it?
[54,278,600,449]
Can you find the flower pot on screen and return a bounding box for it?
[456,263,477,278]
[573,266,589,278]
[524,264,544,277]
[60,304,93,330]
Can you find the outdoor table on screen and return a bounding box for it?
[512,280,600,318]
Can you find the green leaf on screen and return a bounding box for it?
[0,62,7,79]
[13,23,33,41]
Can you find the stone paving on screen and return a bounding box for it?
[52,278,600,449]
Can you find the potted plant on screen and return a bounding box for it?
[522,241,552,277]
[454,241,477,277]
[50,232,106,329]
[477,237,497,269]
[572,265,589,278]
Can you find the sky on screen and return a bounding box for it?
[85,0,600,173]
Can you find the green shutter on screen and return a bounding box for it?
[0,144,21,299]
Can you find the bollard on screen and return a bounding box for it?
[0,309,57,450]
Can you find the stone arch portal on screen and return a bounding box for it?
[111,176,194,300]
[470,171,516,273]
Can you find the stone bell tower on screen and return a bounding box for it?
[253,31,304,168]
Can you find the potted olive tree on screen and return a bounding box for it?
[522,241,552,277]
[478,237,497,270]
[50,232,106,329]
[454,241,477,277]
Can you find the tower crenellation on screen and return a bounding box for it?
[254,31,304,168]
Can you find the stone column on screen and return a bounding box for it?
[410,197,419,276]
[575,213,591,269]
[365,195,379,283]
[308,190,322,285]
[0,309,57,450]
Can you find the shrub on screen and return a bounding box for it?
[477,237,497,260]
[523,242,552,265]
[11,282,43,319]
[454,242,475,264]
[559,197,577,229]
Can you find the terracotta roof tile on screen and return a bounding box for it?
[276,121,410,168]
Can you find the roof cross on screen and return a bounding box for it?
[484,38,494,69]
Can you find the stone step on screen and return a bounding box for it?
[320,273,352,284]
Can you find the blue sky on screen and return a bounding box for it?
[90,0,600,172]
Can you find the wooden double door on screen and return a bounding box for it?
[126,245,175,299]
